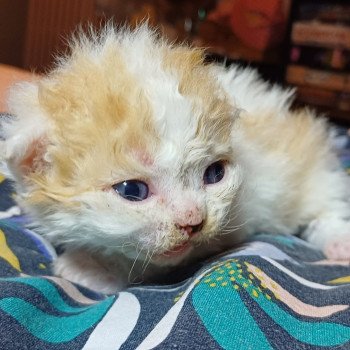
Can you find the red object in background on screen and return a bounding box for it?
[230,0,287,51]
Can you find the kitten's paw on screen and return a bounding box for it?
[54,251,125,294]
[325,239,350,260]
[303,216,350,260]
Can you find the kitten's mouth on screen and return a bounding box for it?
[160,241,191,258]
[153,224,204,261]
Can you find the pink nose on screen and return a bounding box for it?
[171,198,204,235]
[175,221,204,236]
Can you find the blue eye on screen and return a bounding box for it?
[112,180,149,201]
[203,161,225,185]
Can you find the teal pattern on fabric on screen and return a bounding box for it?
[192,259,350,348]
[3,277,94,313]
[253,287,350,346]
[0,219,21,232]
[264,234,295,247]
[0,296,114,343]
[192,271,273,349]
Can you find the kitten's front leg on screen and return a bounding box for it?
[303,212,350,260]
[53,250,126,294]
[300,162,350,260]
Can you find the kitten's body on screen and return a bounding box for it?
[1,26,349,293]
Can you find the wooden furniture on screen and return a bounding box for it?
[0,0,95,72]
[285,0,350,124]
[0,0,348,124]
[23,0,95,71]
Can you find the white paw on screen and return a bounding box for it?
[303,217,350,259]
[325,239,350,260]
[54,251,125,294]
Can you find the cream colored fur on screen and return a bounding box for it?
[1,25,349,293]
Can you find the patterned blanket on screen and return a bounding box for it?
[0,128,349,350]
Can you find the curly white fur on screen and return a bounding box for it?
[1,25,349,293]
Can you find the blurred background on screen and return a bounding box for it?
[0,0,350,125]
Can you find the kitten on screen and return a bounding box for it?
[1,25,349,293]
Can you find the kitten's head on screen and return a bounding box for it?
[1,25,243,266]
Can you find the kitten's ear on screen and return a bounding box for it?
[0,82,50,181]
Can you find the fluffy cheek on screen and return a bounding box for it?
[200,165,243,240]
[203,193,234,238]
[64,191,180,258]
[26,191,154,254]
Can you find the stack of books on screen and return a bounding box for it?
[286,2,350,113]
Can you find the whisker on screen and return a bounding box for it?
[141,248,150,270]
[128,243,143,284]
[141,249,155,275]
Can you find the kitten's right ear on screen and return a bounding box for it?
[0,82,50,181]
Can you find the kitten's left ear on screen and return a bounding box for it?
[0,81,50,181]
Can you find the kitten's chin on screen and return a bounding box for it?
[151,242,194,266]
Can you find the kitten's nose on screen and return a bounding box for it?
[171,198,204,235]
[176,221,204,236]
